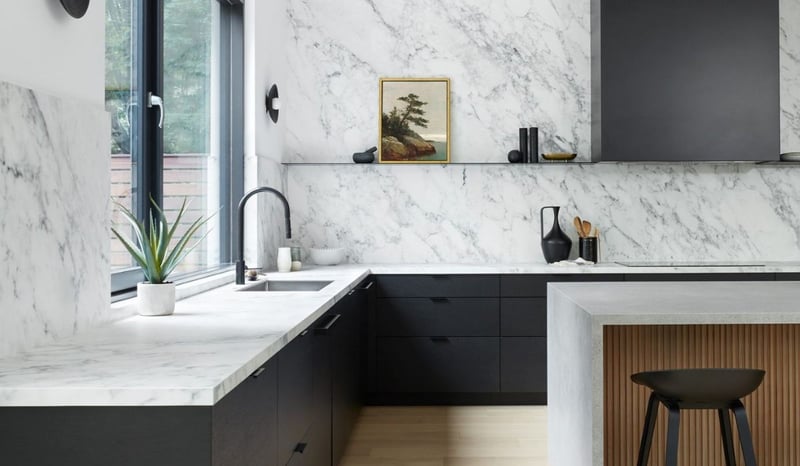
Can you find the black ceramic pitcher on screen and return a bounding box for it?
[540,206,572,263]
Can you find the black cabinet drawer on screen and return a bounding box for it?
[376,275,499,298]
[501,337,547,393]
[624,273,775,282]
[501,298,546,336]
[376,337,499,393]
[501,274,623,297]
[278,330,314,466]
[376,298,499,337]
[776,273,800,281]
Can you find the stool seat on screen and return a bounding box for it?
[631,368,765,404]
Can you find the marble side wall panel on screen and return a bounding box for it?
[0,82,110,358]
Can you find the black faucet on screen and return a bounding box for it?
[235,187,292,284]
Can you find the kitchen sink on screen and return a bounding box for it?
[237,280,333,292]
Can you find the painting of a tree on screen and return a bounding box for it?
[382,93,429,139]
[379,79,450,163]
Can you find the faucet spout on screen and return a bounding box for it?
[235,186,292,284]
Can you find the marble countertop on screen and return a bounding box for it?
[3,261,800,408]
[546,280,800,466]
[0,267,370,407]
[548,280,800,325]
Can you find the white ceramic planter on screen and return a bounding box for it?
[137,282,176,316]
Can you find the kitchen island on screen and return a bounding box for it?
[548,281,800,466]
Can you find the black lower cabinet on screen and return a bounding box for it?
[0,361,278,466]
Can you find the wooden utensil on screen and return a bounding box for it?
[574,217,585,237]
[582,220,592,238]
[592,227,599,238]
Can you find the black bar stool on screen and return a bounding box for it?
[631,368,765,466]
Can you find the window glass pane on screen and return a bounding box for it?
[106,0,139,272]
[163,0,221,274]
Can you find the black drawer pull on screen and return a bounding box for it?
[315,314,342,335]
[432,275,451,280]
[294,442,307,454]
[251,366,266,378]
[430,297,450,304]
[299,329,309,337]
[430,337,450,343]
[360,280,375,290]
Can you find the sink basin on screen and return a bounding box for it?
[237,280,332,292]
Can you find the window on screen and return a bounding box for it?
[107,0,244,295]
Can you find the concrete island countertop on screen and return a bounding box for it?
[2,262,800,408]
[546,280,800,466]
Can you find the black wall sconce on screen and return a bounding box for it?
[60,0,90,19]
[265,84,281,124]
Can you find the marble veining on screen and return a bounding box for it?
[0,81,110,358]
[288,163,800,264]
[283,0,591,162]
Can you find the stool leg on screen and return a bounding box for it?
[636,393,659,466]
[665,404,681,466]
[731,400,757,466]
[718,409,736,466]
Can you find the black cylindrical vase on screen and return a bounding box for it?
[529,127,539,163]
[519,128,529,164]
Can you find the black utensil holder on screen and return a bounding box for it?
[579,237,598,263]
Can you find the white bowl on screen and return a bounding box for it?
[309,248,346,266]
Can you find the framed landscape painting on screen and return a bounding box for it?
[379,78,450,163]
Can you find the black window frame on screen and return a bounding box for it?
[111,0,244,298]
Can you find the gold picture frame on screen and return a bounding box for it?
[379,78,451,164]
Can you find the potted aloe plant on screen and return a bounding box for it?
[112,197,214,316]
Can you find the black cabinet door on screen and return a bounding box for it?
[278,329,314,466]
[331,283,370,465]
[501,337,547,393]
[376,337,500,393]
[212,359,278,466]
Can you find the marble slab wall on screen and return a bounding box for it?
[278,0,800,264]
[288,163,800,263]
[0,82,110,357]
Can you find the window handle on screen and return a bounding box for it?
[147,92,164,128]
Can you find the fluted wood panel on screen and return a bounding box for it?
[604,325,800,466]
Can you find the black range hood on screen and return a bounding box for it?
[591,0,779,162]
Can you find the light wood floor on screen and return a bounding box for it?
[339,406,548,466]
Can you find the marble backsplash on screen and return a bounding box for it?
[280,0,800,162]
[287,163,800,264]
[0,82,110,357]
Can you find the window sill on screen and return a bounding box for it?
[110,266,235,316]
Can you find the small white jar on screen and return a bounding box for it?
[277,247,292,272]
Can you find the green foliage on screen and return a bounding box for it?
[105,0,212,155]
[382,93,429,139]
[111,197,215,284]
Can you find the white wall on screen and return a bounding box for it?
[244,0,292,270]
[0,1,105,106]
